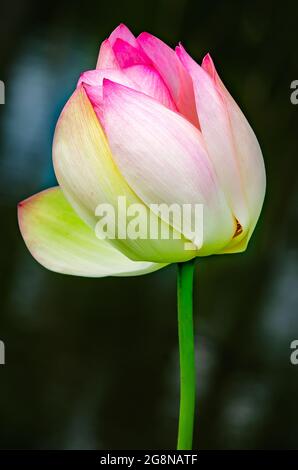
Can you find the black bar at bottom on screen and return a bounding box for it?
[0,450,296,465]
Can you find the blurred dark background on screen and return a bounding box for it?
[0,0,297,450]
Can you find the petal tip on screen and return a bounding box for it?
[109,24,136,47]
[102,77,125,97]
[137,31,156,46]
[137,31,149,40]
[102,77,115,90]
[202,53,216,77]
[175,43,188,63]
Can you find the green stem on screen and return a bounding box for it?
[177,259,196,450]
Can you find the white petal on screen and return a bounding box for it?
[103,80,236,254]
[177,46,251,237]
[53,87,196,262]
[201,54,266,240]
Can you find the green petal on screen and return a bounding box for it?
[18,187,166,277]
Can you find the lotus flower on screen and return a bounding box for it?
[18,24,266,277]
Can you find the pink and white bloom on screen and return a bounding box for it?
[18,24,266,277]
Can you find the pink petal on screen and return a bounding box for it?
[108,23,138,48]
[123,65,176,111]
[96,39,118,69]
[78,69,135,124]
[137,32,199,128]
[201,53,217,79]
[113,38,150,68]
[96,24,138,70]
[78,64,176,123]
[103,80,235,253]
